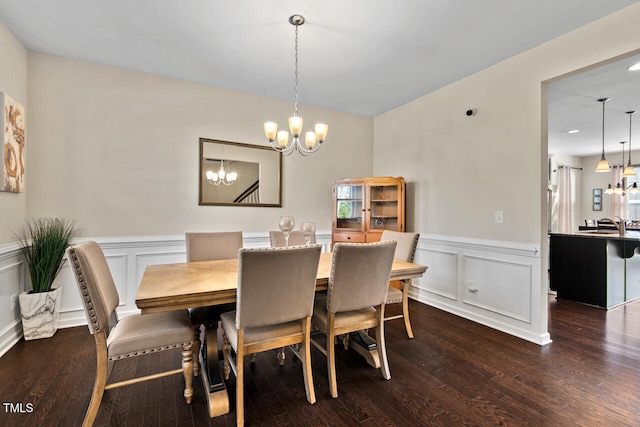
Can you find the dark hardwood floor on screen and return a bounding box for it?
[2,296,640,426]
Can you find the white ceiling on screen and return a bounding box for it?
[0,0,638,155]
[548,53,640,158]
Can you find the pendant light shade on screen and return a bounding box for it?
[596,158,611,172]
[595,98,611,173]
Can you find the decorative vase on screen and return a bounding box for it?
[18,287,62,340]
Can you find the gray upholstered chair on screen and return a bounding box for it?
[67,241,193,427]
[269,230,316,247]
[311,240,397,398]
[185,231,243,374]
[185,231,243,262]
[220,244,322,426]
[380,230,420,338]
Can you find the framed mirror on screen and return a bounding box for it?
[199,138,282,207]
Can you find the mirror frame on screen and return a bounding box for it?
[198,138,282,207]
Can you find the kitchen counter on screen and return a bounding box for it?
[553,230,640,239]
[549,232,640,308]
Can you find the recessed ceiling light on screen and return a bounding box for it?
[567,129,580,134]
[628,62,640,71]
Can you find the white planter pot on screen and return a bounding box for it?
[18,287,62,341]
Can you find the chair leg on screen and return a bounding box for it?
[83,333,109,427]
[182,343,194,404]
[193,325,202,376]
[302,318,316,404]
[401,280,414,339]
[277,347,286,366]
[341,334,350,350]
[236,330,245,427]
[376,306,391,381]
[327,314,339,398]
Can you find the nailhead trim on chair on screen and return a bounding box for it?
[109,341,193,360]
[68,248,102,333]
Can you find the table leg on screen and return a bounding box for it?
[348,331,380,368]
[199,322,229,417]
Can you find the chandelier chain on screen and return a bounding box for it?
[293,23,299,116]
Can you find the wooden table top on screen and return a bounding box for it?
[136,252,427,314]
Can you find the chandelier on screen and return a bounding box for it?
[205,146,237,186]
[264,15,328,156]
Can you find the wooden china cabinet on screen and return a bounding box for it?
[331,176,405,247]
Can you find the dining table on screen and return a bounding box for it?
[136,251,427,418]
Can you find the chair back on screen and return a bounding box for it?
[236,245,322,329]
[327,240,397,313]
[269,230,316,247]
[66,241,120,335]
[380,230,419,262]
[185,231,243,262]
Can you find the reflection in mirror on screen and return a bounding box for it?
[199,138,282,207]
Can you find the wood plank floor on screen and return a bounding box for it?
[1,296,640,426]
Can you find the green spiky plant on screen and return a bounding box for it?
[15,218,79,293]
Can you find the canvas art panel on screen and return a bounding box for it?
[2,92,25,193]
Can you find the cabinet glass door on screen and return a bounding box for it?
[335,183,364,231]
[368,184,400,231]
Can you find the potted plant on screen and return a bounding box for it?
[15,217,79,340]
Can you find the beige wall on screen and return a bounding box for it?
[0,22,28,244]
[373,2,640,244]
[24,53,373,238]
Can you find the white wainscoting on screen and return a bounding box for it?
[0,243,25,358]
[410,234,550,345]
[0,231,549,358]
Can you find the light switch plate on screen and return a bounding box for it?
[495,210,504,224]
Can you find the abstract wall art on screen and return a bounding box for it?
[2,92,25,193]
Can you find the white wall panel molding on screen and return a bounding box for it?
[410,234,549,345]
[462,254,532,323]
[413,247,458,300]
[0,259,24,357]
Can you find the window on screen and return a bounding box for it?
[626,166,640,221]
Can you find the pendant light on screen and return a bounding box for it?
[623,111,637,178]
[264,15,328,156]
[595,98,611,172]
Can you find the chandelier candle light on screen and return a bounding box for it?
[206,145,237,186]
[264,15,328,156]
